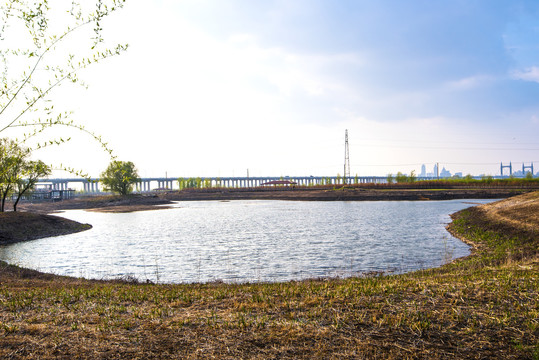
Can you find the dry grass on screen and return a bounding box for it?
[1,192,538,359]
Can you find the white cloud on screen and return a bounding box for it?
[511,66,539,83]
[444,74,495,90]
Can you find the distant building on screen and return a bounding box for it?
[440,167,451,178]
[418,163,457,178]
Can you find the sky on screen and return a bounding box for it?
[5,0,539,178]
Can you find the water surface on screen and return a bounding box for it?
[0,199,495,283]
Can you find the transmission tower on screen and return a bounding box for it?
[344,129,350,184]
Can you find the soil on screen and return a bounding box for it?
[172,187,526,201]
[0,212,91,245]
[18,194,172,214]
[17,186,533,214]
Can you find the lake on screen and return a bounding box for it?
[0,199,495,283]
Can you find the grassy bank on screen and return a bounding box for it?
[1,193,538,359]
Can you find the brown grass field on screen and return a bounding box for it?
[1,191,538,359]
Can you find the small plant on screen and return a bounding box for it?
[441,236,455,265]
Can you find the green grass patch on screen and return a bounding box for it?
[0,195,538,358]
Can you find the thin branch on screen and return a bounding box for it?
[0,43,126,133]
[0,3,125,128]
[13,119,116,158]
[0,19,90,119]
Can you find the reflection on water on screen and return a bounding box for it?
[0,199,495,283]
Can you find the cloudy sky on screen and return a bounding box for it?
[8,0,539,178]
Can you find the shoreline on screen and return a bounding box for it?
[17,186,532,214]
[1,191,530,280]
[0,191,537,358]
[0,212,91,245]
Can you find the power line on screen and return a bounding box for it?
[351,160,539,167]
[350,143,539,151]
[350,138,539,146]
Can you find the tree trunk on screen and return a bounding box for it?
[13,195,20,212]
[1,192,7,212]
[14,184,31,212]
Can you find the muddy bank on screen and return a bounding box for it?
[19,194,172,214]
[19,187,530,214]
[0,212,91,245]
[167,187,528,201]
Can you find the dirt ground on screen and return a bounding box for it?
[17,186,533,214]
[0,212,91,244]
[479,190,539,232]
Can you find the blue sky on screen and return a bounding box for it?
[23,0,539,177]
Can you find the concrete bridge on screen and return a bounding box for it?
[37,175,389,194]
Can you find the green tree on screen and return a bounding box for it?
[395,172,408,183]
[409,170,417,183]
[186,178,197,188]
[13,160,51,211]
[0,138,28,211]
[100,161,140,195]
[0,138,50,211]
[178,177,186,190]
[386,173,394,184]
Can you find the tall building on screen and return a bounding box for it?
[420,164,426,177]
